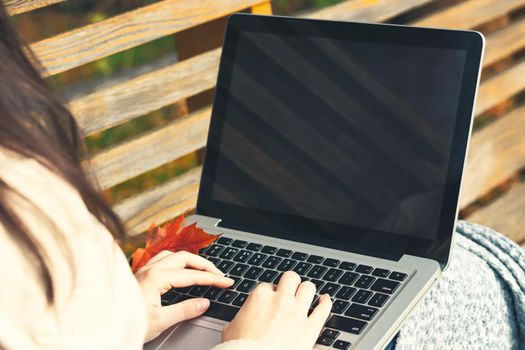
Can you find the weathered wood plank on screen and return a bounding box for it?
[414,0,525,30]
[30,0,266,77]
[466,183,525,243]
[114,167,201,236]
[484,17,525,67]
[460,105,525,208]
[88,107,211,190]
[475,60,525,117]
[5,0,64,16]
[68,49,220,136]
[305,0,436,22]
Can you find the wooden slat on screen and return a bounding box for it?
[5,0,64,16]
[30,0,266,77]
[414,0,525,30]
[305,0,436,22]
[88,107,211,190]
[114,167,201,236]
[484,17,525,67]
[460,105,525,208]
[68,48,220,136]
[475,60,525,117]
[251,1,272,15]
[467,183,525,243]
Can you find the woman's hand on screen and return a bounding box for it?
[222,271,332,349]
[135,250,234,342]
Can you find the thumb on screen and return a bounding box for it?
[160,297,210,327]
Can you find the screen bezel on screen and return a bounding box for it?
[197,14,484,268]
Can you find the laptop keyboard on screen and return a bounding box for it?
[160,237,408,349]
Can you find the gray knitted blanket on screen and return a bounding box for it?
[394,221,525,350]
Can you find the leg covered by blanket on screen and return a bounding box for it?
[394,221,525,350]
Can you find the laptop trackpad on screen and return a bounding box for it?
[158,322,222,349]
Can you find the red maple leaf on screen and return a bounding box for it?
[131,214,219,272]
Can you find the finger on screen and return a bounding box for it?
[159,297,210,330]
[144,250,173,266]
[164,268,234,289]
[276,271,301,295]
[150,251,223,275]
[295,281,316,313]
[308,294,332,329]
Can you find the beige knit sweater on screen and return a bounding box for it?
[0,150,272,350]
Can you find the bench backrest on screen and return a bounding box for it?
[6,0,525,246]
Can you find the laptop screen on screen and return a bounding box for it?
[198,15,483,265]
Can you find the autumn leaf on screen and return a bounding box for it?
[131,214,219,272]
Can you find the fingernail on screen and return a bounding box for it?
[225,277,235,283]
[195,298,210,312]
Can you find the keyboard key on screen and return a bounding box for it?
[355,265,373,274]
[161,291,179,306]
[245,266,263,280]
[310,279,325,291]
[204,301,238,321]
[340,262,356,271]
[321,329,340,338]
[320,282,340,296]
[323,258,340,267]
[233,250,253,263]
[370,278,400,294]
[354,275,376,289]
[307,255,323,264]
[336,286,356,300]
[237,279,257,293]
[177,286,192,294]
[246,243,262,251]
[369,293,389,307]
[274,272,284,284]
[259,269,279,282]
[230,263,249,276]
[333,340,351,349]
[189,285,208,297]
[206,244,225,257]
[307,265,327,279]
[277,258,297,271]
[232,240,248,248]
[352,289,373,304]
[316,336,335,346]
[276,248,293,257]
[229,276,241,289]
[178,294,192,302]
[217,260,235,273]
[219,247,239,260]
[339,272,359,285]
[203,287,222,301]
[326,315,367,334]
[293,262,312,275]
[218,290,238,304]
[217,237,233,245]
[261,245,278,254]
[262,256,282,269]
[372,268,390,278]
[208,257,220,266]
[389,271,408,281]
[247,253,267,266]
[332,300,349,314]
[291,252,308,260]
[232,293,248,307]
[345,303,378,321]
[323,268,343,282]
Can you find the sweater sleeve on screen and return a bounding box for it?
[0,151,147,350]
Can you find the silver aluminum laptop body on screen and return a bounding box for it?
[145,14,484,350]
[146,215,440,350]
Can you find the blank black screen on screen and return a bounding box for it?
[209,29,467,241]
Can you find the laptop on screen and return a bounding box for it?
[145,14,484,350]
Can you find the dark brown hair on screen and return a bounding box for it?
[0,2,126,303]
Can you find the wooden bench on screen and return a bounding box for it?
[6,0,525,249]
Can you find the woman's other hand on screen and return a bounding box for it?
[222,271,332,349]
[135,250,234,342]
